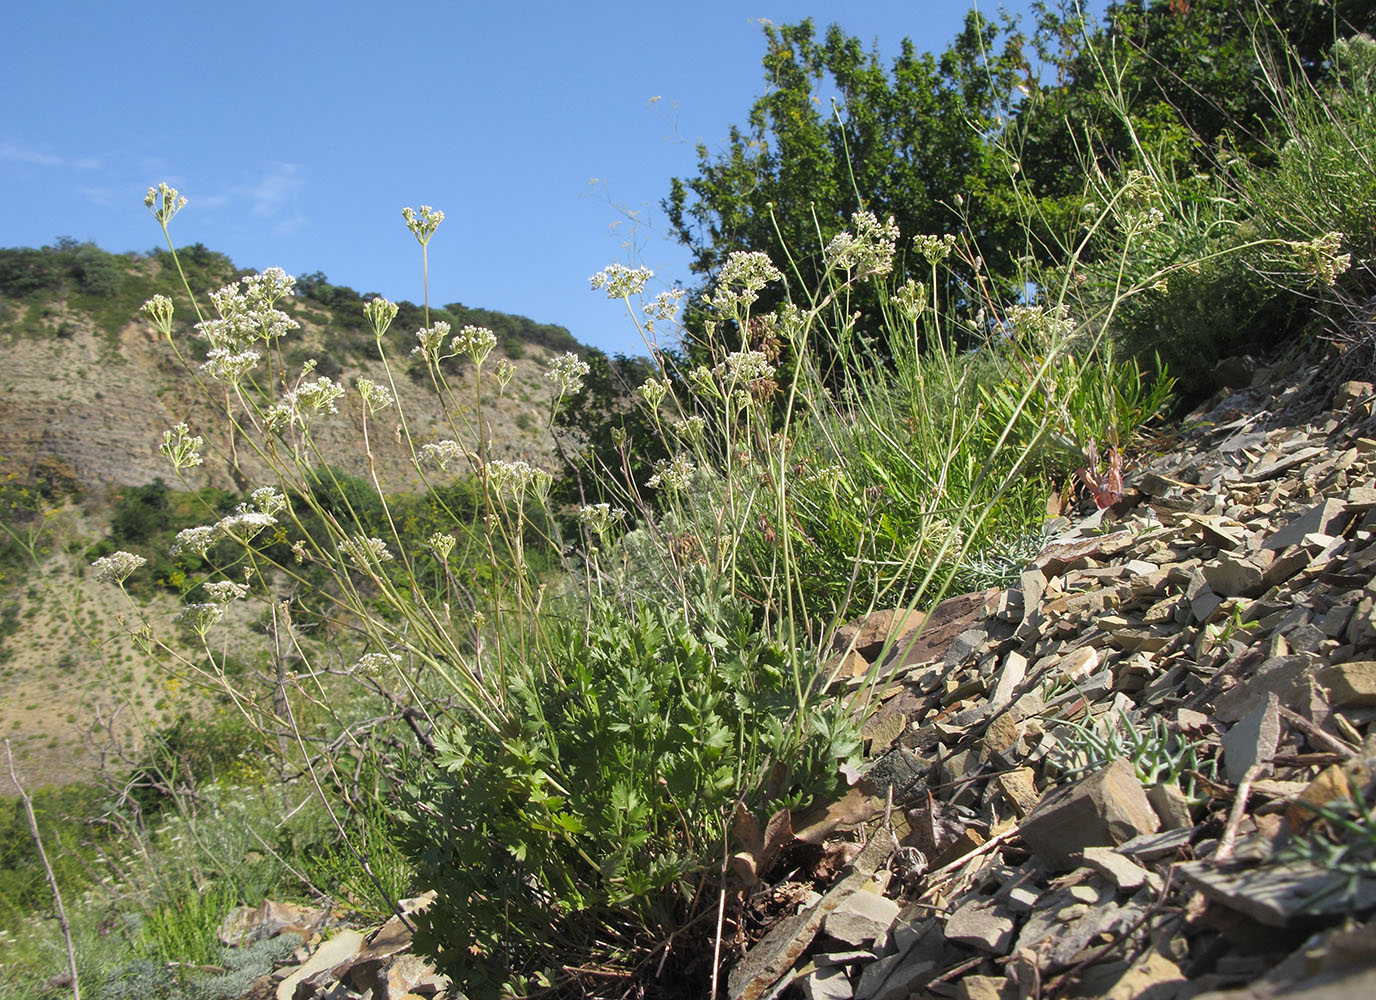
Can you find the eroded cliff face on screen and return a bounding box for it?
[0,298,561,496]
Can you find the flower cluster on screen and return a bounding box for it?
[890,279,928,323]
[196,269,300,369]
[357,377,395,413]
[419,440,468,470]
[92,551,147,584]
[160,422,205,471]
[285,375,345,421]
[647,454,696,491]
[412,321,450,362]
[708,251,783,313]
[717,350,775,385]
[675,414,707,443]
[913,234,957,265]
[202,348,261,384]
[428,532,456,561]
[643,288,686,320]
[250,486,287,516]
[355,651,402,676]
[452,325,497,367]
[823,212,901,276]
[172,525,219,557]
[590,263,653,299]
[578,502,626,537]
[1006,304,1076,350]
[402,205,444,245]
[545,352,590,394]
[1292,231,1351,287]
[140,294,175,337]
[340,535,394,568]
[175,602,223,636]
[145,183,187,225]
[636,376,670,411]
[218,508,277,542]
[203,580,250,603]
[485,460,552,502]
[364,297,399,339]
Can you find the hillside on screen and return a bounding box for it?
[0,241,581,495]
[0,241,585,789]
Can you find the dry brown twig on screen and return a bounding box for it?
[5,739,80,1000]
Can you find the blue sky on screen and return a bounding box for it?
[3,1,1038,356]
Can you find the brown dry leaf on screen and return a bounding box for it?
[793,787,881,844]
[729,852,758,884]
[759,807,792,873]
[730,803,794,884]
[734,801,763,857]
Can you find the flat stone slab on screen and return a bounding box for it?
[1019,758,1160,870]
[1176,862,1376,926]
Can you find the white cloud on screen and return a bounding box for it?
[0,142,64,166]
[246,162,306,236]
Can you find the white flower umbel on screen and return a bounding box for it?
[913,234,957,265]
[1006,304,1076,350]
[642,288,686,321]
[217,508,277,543]
[590,263,653,299]
[160,423,205,471]
[92,551,147,584]
[250,486,287,516]
[636,377,669,411]
[717,350,775,385]
[890,279,928,323]
[402,205,444,245]
[355,651,402,676]
[145,183,187,225]
[823,211,901,276]
[646,454,696,492]
[202,348,261,383]
[495,358,516,390]
[674,414,707,443]
[140,294,175,337]
[357,377,395,413]
[364,297,400,339]
[340,535,394,569]
[545,352,590,395]
[709,251,782,312]
[419,440,467,470]
[1292,231,1352,286]
[412,321,450,361]
[484,460,552,504]
[203,580,250,603]
[197,271,299,355]
[171,525,220,557]
[285,376,345,420]
[578,503,626,538]
[175,602,223,637]
[428,532,456,561]
[450,325,497,367]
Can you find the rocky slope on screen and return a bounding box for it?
[199,354,1376,1000]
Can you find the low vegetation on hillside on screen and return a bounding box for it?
[1,4,1374,1000]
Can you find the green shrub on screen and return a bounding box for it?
[406,582,856,996]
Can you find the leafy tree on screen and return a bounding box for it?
[666,12,1029,346]
[667,2,1376,355]
[551,349,673,514]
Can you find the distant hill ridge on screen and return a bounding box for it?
[0,238,581,359]
[0,239,576,494]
